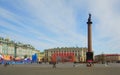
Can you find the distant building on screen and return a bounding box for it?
[36,52,45,62]
[0,37,40,58]
[95,54,120,63]
[44,47,87,62]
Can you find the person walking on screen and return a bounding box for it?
[52,62,56,68]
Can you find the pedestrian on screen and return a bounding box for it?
[53,62,56,68]
[73,62,75,67]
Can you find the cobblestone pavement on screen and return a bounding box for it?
[0,63,120,75]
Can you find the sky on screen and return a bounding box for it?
[0,0,120,55]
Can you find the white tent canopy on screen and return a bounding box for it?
[0,54,3,58]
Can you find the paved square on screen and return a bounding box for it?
[0,63,120,75]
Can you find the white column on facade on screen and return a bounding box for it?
[0,45,2,53]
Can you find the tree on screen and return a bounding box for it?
[24,55,28,58]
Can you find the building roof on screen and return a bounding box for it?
[104,54,120,56]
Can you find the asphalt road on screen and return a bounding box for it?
[0,63,120,75]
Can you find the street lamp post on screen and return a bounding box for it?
[14,43,18,58]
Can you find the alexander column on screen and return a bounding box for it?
[86,14,94,66]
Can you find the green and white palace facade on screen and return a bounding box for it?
[0,37,40,58]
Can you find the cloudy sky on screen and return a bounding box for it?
[0,0,120,54]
